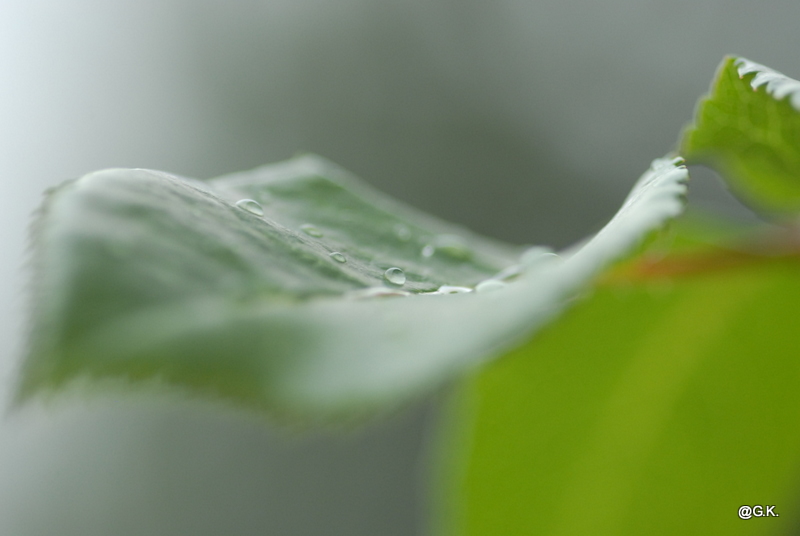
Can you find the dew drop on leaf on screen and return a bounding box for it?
[235,199,264,216]
[475,279,507,293]
[300,224,323,238]
[437,285,472,294]
[520,247,559,268]
[350,286,410,299]
[394,224,412,242]
[329,252,347,263]
[384,267,406,286]
[434,234,471,261]
[493,264,523,281]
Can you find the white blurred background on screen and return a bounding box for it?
[1,1,798,534]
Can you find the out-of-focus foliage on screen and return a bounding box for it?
[438,217,800,535]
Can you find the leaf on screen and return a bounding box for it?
[436,217,800,535]
[17,155,687,420]
[681,56,800,216]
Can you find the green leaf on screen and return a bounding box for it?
[681,56,800,216]
[437,218,800,535]
[17,155,687,420]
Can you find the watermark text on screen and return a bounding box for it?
[739,505,779,519]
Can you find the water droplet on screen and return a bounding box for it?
[351,287,410,299]
[394,224,412,242]
[437,285,472,294]
[329,252,347,263]
[520,247,559,268]
[421,244,435,258]
[236,199,263,216]
[384,267,406,286]
[494,264,523,281]
[434,234,471,260]
[300,224,323,238]
[475,279,507,293]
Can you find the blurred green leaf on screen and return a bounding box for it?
[681,56,800,216]
[18,155,685,420]
[437,218,800,535]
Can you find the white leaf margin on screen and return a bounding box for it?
[736,57,800,111]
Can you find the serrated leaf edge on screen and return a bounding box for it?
[735,57,800,110]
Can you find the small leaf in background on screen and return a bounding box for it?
[17,155,686,420]
[436,216,800,535]
[681,56,800,216]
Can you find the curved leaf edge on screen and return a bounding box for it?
[14,156,688,423]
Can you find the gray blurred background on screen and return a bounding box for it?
[0,1,797,534]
